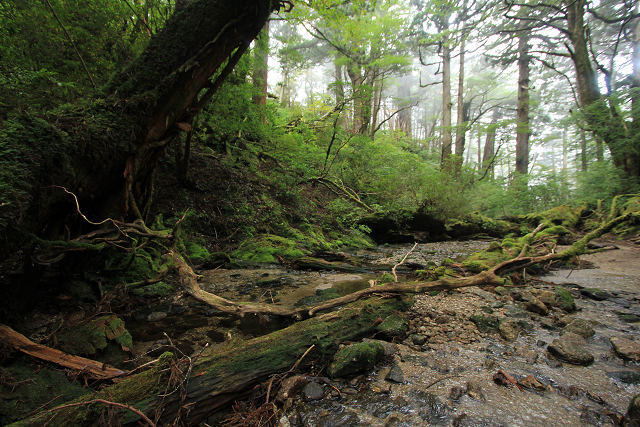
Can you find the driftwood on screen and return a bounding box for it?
[0,324,127,380]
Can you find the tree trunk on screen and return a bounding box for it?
[252,21,270,122]
[515,33,530,176]
[580,128,588,171]
[441,27,453,170]
[483,106,500,177]
[454,38,466,173]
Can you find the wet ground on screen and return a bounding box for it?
[278,240,640,427]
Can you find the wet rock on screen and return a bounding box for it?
[410,391,450,425]
[618,314,640,323]
[147,312,168,322]
[554,287,577,312]
[518,375,546,392]
[277,375,308,402]
[171,304,187,314]
[557,315,575,327]
[470,289,496,301]
[563,318,595,338]
[435,315,453,324]
[466,381,486,402]
[516,320,535,334]
[539,319,560,331]
[303,382,325,401]
[607,371,640,385]
[548,332,594,365]
[525,297,549,316]
[498,318,520,341]
[362,338,398,356]
[493,286,511,297]
[376,315,409,341]
[327,342,385,377]
[410,334,428,346]
[449,385,466,401]
[481,306,494,314]
[490,301,505,309]
[582,407,623,426]
[580,287,611,301]
[610,336,640,362]
[624,394,640,427]
[470,315,498,333]
[504,304,529,319]
[385,363,404,383]
[453,414,503,427]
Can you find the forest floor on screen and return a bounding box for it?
[278,239,640,427]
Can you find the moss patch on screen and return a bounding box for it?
[554,287,577,312]
[231,234,307,263]
[326,342,385,377]
[58,315,132,355]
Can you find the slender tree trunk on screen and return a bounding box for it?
[454,38,466,173]
[252,21,269,122]
[441,28,453,170]
[483,107,499,178]
[580,128,588,171]
[515,33,530,176]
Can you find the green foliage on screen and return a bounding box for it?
[231,234,307,263]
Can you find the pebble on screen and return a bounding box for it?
[303,382,325,401]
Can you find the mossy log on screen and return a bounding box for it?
[9,298,408,427]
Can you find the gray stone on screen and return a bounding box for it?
[607,371,640,385]
[548,332,594,365]
[302,382,325,401]
[147,312,168,321]
[581,287,611,301]
[276,375,307,402]
[385,363,405,383]
[538,290,556,306]
[611,336,640,362]
[449,385,466,401]
[362,338,399,356]
[493,286,511,297]
[466,381,486,402]
[410,334,428,346]
[563,318,595,338]
[499,318,520,341]
[504,304,530,319]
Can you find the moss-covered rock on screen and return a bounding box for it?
[376,315,409,340]
[522,205,582,229]
[326,341,385,377]
[130,281,173,298]
[470,315,498,333]
[58,315,132,356]
[554,287,577,313]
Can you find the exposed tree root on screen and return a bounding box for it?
[174,211,640,319]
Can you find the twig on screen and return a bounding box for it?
[424,375,456,390]
[34,399,156,427]
[392,243,418,282]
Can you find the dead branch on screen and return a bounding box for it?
[37,399,155,427]
[0,324,127,380]
[392,242,418,282]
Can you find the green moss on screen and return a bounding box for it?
[522,205,581,229]
[326,342,385,377]
[187,241,211,264]
[376,315,408,338]
[554,287,576,312]
[440,258,455,266]
[470,315,498,333]
[130,281,173,297]
[58,315,132,355]
[380,272,395,283]
[231,234,307,263]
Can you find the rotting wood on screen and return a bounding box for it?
[0,324,127,380]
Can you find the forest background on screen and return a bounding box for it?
[0,0,639,280]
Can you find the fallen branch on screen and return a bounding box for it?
[0,324,127,380]
[37,399,156,427]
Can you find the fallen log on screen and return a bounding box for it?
[0,324,127,380]
[9,297,408,427]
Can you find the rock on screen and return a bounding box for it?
[557,315,575,327]
[449,385,466,401]
[410,390,451,425]
[469,315,498,333]
[435,315,453,324]
[548,332,594,365]
[504,304,529,319]
[538,290,556,306]
[410,334,428,346]
[362,338,399,356]
[493,286,511,297]
[376,315,409,341]
[607,371,640,385]
[498,318,520,341]
[525,297,549,316]
[147,312,168,321]
[581,287,611,301]
[624,394,640,427]
[563,318,595,338]
[466,381,486,402]
[619,314,640,323]
[385,363,404,383]
[610,336,640,362]
[277,375,308,402]
[453,414,503,427]
[327,342,385,377]
[518,375,546,392]
[554,287,577,312]
[302,382,325,401]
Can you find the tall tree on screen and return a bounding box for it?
[514,32,531,175]
[252,21,270,118]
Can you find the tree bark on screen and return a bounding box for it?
[454,38,466,173]
[515,33,530,176]
[441,29,453,171]
[253,20,270,122]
